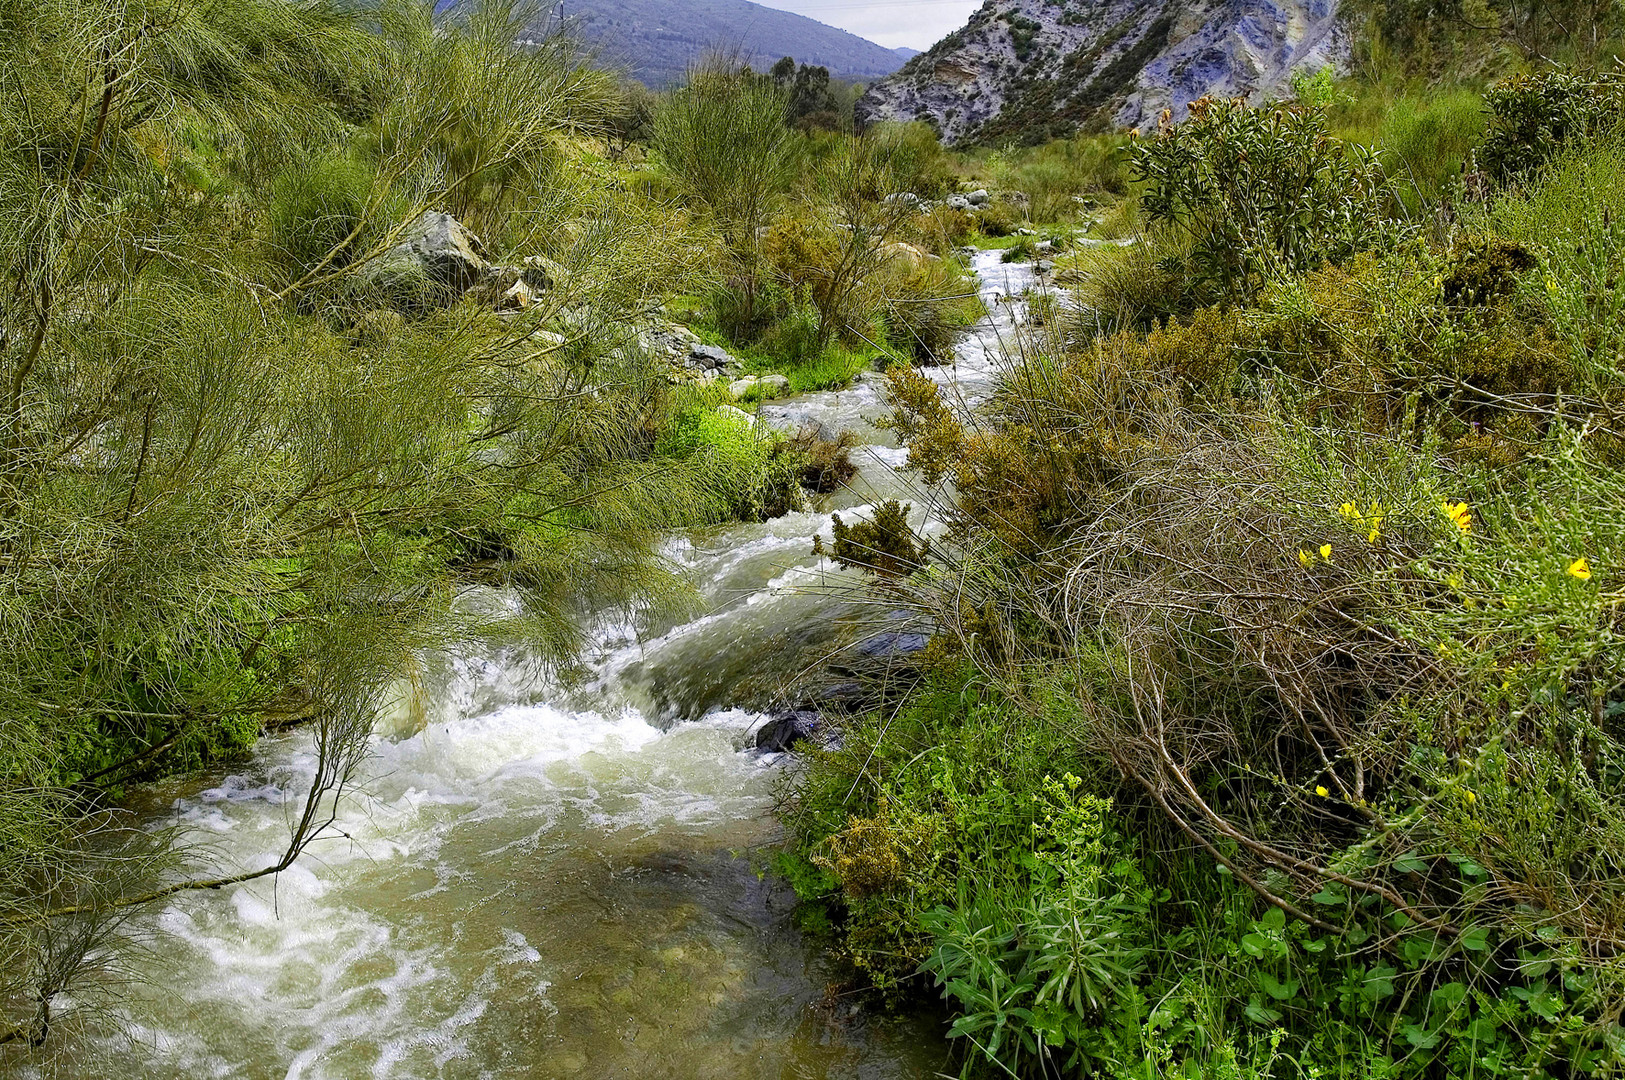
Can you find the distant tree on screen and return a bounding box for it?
[767,56,842,131]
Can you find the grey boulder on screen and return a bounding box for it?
[357,212,490,306]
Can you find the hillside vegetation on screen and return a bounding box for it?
[783,66,1625,1080]
[858,0,1625,146]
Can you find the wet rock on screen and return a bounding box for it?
[754,710,824,753]
[814,682,868,711]
[857,631,930,658]
[726,374,789,399]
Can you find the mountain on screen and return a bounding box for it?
[541,0,910,87]
[892,47,921,60]
[856,0,1347,145]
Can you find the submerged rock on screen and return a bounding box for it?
[856,631,930,659]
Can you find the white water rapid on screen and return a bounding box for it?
[19,251,1043,1080]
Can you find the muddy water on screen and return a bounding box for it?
[21,252,1041,1080]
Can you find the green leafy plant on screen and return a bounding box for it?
[1132,96,1389,302]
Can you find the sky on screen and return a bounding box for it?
[758,0,983,51]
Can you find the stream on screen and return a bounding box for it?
[21,250,1041,1080]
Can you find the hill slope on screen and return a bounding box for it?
[857,0,1347,145]
[540,0,908,87]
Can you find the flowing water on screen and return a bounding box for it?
[19,252,1042,1080]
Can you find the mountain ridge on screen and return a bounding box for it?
[538,0,909,87]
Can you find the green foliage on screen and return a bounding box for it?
[1476,137,1625,397]
[655,402,804,521]
[866,122,959,200]
[816,500,925,577]
[1132,96,1389,303]
[1376,90,1484,210]
[654,62,798,258]
[1481,68,1625,186]
[0,0,756,1049]
[787,69,1625,1080]
[267,150,387,279]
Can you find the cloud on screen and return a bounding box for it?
[758,0,981,51]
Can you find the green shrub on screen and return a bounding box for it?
[655,402,803,521]
[1132,96,1389,302]
[1061,228,1197,331]
[815,500,925,577]
[1377,90,1485,210]
[1482,137,1625,397]
[1481,67,1624,185]
[267,150,380,279]
[975,199,1024,237]
[864,121,958,199]
[876,257,981,365]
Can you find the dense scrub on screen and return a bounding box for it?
[653,70,983,375]
[0,0,818,1049]
[783,73,1625,1078]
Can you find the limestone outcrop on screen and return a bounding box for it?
[857,0,1348,145]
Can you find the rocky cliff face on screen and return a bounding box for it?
[856,0,1348,145]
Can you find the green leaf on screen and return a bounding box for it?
[1245,995,1284,1025]
[1362,963,1398,1002]
[1431,982,1468,1010]
[1260,971,1301,1001]
[1394,852,1429,874]
[1458,924,1492,952]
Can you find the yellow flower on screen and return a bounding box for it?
[1339,502,1359,521]
[1315,785,1329,798]
[1466,790,1476,804]
[1368,523,1382,544]
[1441,501,1472,533]
[1569,557,1592,581]
[1320,544,1333,561]
[1298,548,1314,568]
